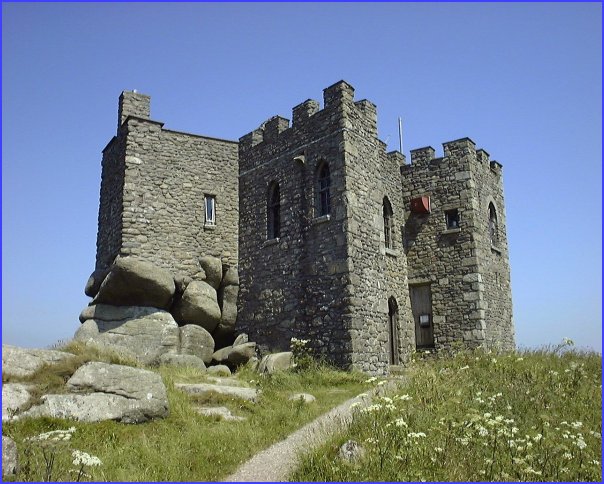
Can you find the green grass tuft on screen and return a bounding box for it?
[292,345,602,482]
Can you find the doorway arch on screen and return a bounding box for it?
[388,297,400,364]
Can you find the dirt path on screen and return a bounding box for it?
[223,380,400,482]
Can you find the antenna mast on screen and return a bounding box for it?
[398,117,403,154]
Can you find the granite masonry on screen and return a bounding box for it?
[92,81,514,374]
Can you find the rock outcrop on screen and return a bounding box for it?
[2,383,32,421]
[2,345,75,379]
[74,309,180,365]
[2,436,18,477]
[22,362,168,423]
[258,352,294,374]
[172,281,222,332]
[93,257,175,309]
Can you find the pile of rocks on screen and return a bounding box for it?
[77,256,258,371]
[2,346,168,424]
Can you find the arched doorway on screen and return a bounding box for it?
[388,297,400,364]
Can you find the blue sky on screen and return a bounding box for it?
[2,3,601,352]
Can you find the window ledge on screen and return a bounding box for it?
[442,227,461,235]
[385,247,399,258]
[312,214,331,225]
[263,237,280,247]
[491,244,502,254]
[204,223,216,230]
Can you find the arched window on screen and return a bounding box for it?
[317,162,331,216]
[267,182,280,239]
[489,203,498,246]
[383,197,394,249]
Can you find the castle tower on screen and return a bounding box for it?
[95,90,239,277]
[237,81,414,374]
[401,139,514,351]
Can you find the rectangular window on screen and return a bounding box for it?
[204,195,216,226]
[444,209,460,229]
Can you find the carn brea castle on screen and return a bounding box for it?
[94,81,514,374]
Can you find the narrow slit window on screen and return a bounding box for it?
[204,195,216,226]
[317,162,331,216]
[445,209,460,229]
[383,197,394,249]
[489,203,499,245]
[267,182,280,239]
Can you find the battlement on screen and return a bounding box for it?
[118,90,150,132]
[406,138,503,172]
[323,80,355,107]
[240,81,381,153]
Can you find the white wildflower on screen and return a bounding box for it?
[563,452,573,459]
[459,365,469,370]
[516,357,524,361]
[571,421,583,429]
[575,438,587,450]
[350,402,361,409]
[397,394,412,401]
[434,447,443,453]
[491,358,497,364]
[591,460,600,466]
[408,432,427,439]
[562,337,574,346]
[377,380,386,386]
[72,450,102,467]
[364,377,377,383]
[394,418,408,427]
[478,426,489,437]
[532,433,543,442]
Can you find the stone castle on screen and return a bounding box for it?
[93,80,514,374]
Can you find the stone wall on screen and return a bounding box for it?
[401,138,514,351]
[471,151,515,350]
[95,133,126,271]
[237,84,352,367]
[238,82,416,373]
[95,91,239,278]
[338,85,414,373]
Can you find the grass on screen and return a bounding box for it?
[292,341,602,482]
[2,345,368,482]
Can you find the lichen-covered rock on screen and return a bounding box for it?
[22,362,168,423]
[84,268,109,298]
[2,344,74,379]
[2,436,18,477]
[288,393,316,404]
[218,284,239,327]
[195,406,246,422]
[227,342,256,367]
[175,383,259,402]
[174,273,193,297]
[233,333,249,347]
[79,304,164,324]
[206,365,231,377]
[159,353,206,371]
[221,266,239,286]
[199,255,222,290]
[93,257,175,309]
[171,281,221,332]
[179,325,215,364]
[211,346,232,365]
[258,352,293,374]
[73,309,179,364]
[2,383,32,421]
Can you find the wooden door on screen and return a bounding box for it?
[388,297,399,364]
[410,284,434,348]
